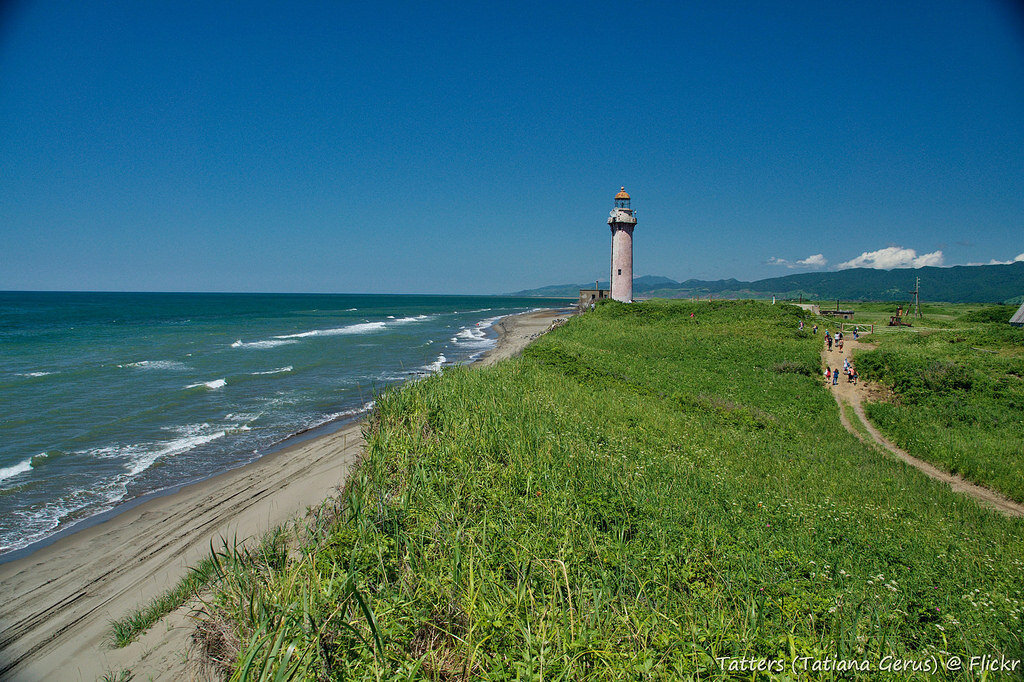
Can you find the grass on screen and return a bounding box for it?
[109,528,289,648]
[854,305,1024,502]
[189,300,1024,679]
[98,670,134,682]
[109,555,220,647]
[839,400,873,446]
[809,301,1008,329]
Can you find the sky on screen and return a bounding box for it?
[1,0,1022,294]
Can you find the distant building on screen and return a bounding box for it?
[1011,301,1024,327]
[820,309,855,320]
[820,300,855,320]
[578,283,610,310]
[607,187,637,302]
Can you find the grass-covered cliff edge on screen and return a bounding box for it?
[193,301,1023,679]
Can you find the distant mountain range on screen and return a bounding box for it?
[506,262,1024,304]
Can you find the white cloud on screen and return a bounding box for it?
[767,253,828,269]
[837,247,944,270]
[797,253,827,267]
[979,252,1024,266]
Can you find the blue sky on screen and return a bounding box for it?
[1,1,1022,293]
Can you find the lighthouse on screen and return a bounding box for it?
[607,187,637,302]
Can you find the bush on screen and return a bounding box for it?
[960,305,1017,323]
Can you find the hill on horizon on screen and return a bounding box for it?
[506,262,1024,304]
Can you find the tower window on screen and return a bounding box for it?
[617,269,622,275]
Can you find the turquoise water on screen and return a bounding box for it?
[0,292,567,556]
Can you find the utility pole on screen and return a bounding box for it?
[911,277,921,318]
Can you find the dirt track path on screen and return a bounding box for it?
[821,333,1024,518]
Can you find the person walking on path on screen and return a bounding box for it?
[826,334,833,352]
[825,366,831,385]
[832,368,839,385]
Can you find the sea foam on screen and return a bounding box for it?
[251,366,293,375]
[185,379,227,390]
[231,339,299,349]
[118,424,230,476]
[390,314,432,324]
[0,458,33,483]
[118,360,189,370]
[424,354,447,373]
[306,401,377,431]
[275,321,387,339]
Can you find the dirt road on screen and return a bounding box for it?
[822,333,1024,518]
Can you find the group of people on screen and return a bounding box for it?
[798,320,820,335]
[823,330,858,385]
[824,358,858,386]
[802,320,862,386]
[824,329,844,352]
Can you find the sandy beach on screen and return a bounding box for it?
[0,306,569,681]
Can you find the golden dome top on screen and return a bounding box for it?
[614,187,630,201]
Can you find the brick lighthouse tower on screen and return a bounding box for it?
[607,187,637,302]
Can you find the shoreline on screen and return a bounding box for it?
[0,306,568,681]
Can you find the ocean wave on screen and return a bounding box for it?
[0,422,236,552]
[424,354,447,373]
[126,424,229,476]
[305,401,376,431]
[231,339,299,349]
[118,360,189,370]
[15,371,55,378]
[0,458,33,483]
[225,411,263,422]
[30,450,67,468]
[0,482,129,554]
[251,366,293,376]
[390,314,432,324]
[452,314,502,348]
[456,327,487,341]
[185,378,227,390]
[274,321,387,339]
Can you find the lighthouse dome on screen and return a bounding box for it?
[614,187,630,201]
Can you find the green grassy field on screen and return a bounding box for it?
[195,300,1024,680]
[808,301,1008,330]
[851,304,1024,503]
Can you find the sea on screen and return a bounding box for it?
[0,291,568,559]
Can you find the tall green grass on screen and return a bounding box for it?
[195,300,1024,679]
